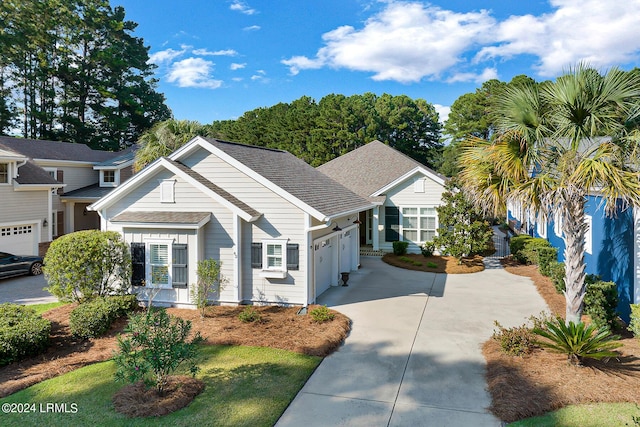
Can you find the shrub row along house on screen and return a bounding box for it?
[507,191,636,321]
[0,136,133,256]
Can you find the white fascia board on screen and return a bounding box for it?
[88,156,167,211]
[0,154,27,162]
[13,182,65,191]
[93,159,134,170]
[326,203,376,222]
[371,167,446,197]
[115,214,211,230]
[170,136,329,222]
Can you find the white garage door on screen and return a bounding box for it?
[0,224,37,255]
[314,237,336,297]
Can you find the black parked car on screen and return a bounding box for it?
[0,252,43,278]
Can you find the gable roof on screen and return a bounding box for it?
[170,137,374,221]
[317,140,446,202]
[0,136,118,163]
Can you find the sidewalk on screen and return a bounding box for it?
[276,255,547,426]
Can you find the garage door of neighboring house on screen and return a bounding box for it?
[314,236,336,298]
[0,224,37,255]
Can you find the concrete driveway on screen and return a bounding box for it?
[276,256,548,427]
[0,274,57,305]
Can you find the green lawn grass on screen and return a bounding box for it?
[509,402,640,427]
[28,301,67,315]
[0,345,320,427]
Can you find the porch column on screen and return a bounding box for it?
[233,214,242,303]
[372,206,380,251]
[67,201,75,233]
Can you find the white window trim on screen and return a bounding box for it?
[537,218,547,239]
[100,169,119,187]
[400,206,438,244]
[584,215,592,255]
[554,212,563,237]
[0,163,11,185]
[145,239,174,288]
[160,179,176,203]
[260,238,288,279]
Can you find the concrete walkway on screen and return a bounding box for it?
[276,255,548,427]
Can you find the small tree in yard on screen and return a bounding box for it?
[114,309,203,396]
[44,230,131,302]
[190,259,227,319]
[433,182,493,263]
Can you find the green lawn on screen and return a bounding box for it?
[0,345,320,427]
[28,301,67,315]
[509,403,640,427]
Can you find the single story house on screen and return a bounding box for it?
[0,136,129,255]
[317,140,447,254]
[89,136,374,308]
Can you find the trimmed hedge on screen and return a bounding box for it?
[583,276,618,330]
[548,261,566,293]
[0,303,51,366]
[392,241,409,256]
[509,235,533,263]
[69,295,138,339]
[629,304,640,338]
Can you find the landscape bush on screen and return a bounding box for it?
[0,303,51,365]
[548,261,566,293]
[628,304,640,339]
[583,276,618,331]
[309,305,335,323]
[238,306,261,323]
[114,308,203,396]
[533,317,621,365]
[509,234,533,263]
[520,238,553,265]
[69,295,138,339]
[44,230,131,302]
[420,241,435,257]
[492,313,551,356]
[392,241,409,256]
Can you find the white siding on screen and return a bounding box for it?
[378,173,445,254]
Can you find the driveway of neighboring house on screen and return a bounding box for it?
[276,255,547,427]
[0,274,57,305]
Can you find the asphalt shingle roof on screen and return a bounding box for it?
[61,183,115,199]
[0,136,118,163]
[14,161,60,185]
[201,138,373,219]
[317,140,444,201]
[111,211,211,225]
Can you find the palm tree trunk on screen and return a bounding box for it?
[562,192,587,324]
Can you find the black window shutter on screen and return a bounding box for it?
[385,206,400,242]
[287,243,299,270]
[131,243,145,287]
[251,243,262,268]
[172,244,188,288]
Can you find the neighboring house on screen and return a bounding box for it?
[317,140,447,254]
[89,137,374,308]
[0,136,130,255]
[507,197,636,321]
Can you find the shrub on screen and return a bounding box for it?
[114,309,204,396]
[492,321,538,356]
[536,247,558,276]
[393,241,409,256]
[0,303,51,365]
[238,306,261,323]
[533,317,621,365]
[509,235,532,263]
[44,230,131,302]
[548,261,566,293]
[309,305,335,323]
[426,262,438,269]
[190,259,227,319]
[70,295,138,339]
[520,238,552,265]
[628,304,640,339]
[399,256,412,263]
[583,277,618,331]
[421,241,435,257]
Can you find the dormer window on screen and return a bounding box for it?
[0,163,8,184]
[100,169,118,187]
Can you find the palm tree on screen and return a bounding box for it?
[459,65,640,324]
[134,119,208,171]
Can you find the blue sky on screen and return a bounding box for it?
[114,0,640,124]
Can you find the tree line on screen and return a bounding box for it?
[0,0,170,150]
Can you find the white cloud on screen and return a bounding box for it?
[434,104,451,124]
[476,0,640,76]
[230,0,257,15]
[230,63,247,70]
[148,48,185,65]
[193,48,238,56]
[166,58,223,89]
[243,25,261,31]
[446,67,498,84]
[282,2,495,83]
